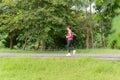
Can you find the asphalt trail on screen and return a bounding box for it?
[0,53,120,60]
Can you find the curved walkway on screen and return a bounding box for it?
[0,53,120,60]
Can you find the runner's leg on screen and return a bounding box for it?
[67,40,72,53]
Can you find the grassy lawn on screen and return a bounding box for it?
[0,48,65,53]
[0,48,120,54]
[77,48,120,54]
[0,57,120,80]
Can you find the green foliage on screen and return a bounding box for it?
[94,0,120,48]
[1,0,120,49]
[0,0,78,49]
[108,15,120,48]
[0,33,8,48]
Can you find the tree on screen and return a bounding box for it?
[95,0,119,48]
[0,0,19,49]
[0,0,78,50]
[108,13,120,48]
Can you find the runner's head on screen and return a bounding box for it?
[67,25,71,31]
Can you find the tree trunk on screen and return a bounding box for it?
[91,31,94,48]
[101,33,105,48]
[85,7,89,49]
[100,21,105,48]
[90,2,94,48]
[23,36,27,50]
[34,41,40,50]
[86,27,89,49]
[41,39,46,51]
[9,32,13,49]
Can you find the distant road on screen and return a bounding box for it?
[0,53,120,60]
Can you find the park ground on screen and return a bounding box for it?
[0,57,120,80]
[0,49,120,80]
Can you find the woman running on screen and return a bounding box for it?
[66,25,73,56]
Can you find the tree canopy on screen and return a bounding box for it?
[0,0,120,50]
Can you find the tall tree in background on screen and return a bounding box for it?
[107,0,120,48]
[0,0,19,49]
[95,0,119,48]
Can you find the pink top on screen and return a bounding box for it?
[67,31,73,40]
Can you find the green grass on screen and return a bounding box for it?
[0,57,120,80]
[77,48,120,54]
[0,48,66,53]
[0,48,120,54]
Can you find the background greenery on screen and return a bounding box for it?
[0,0,120,50]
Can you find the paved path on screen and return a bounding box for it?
[1,53,120,60]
